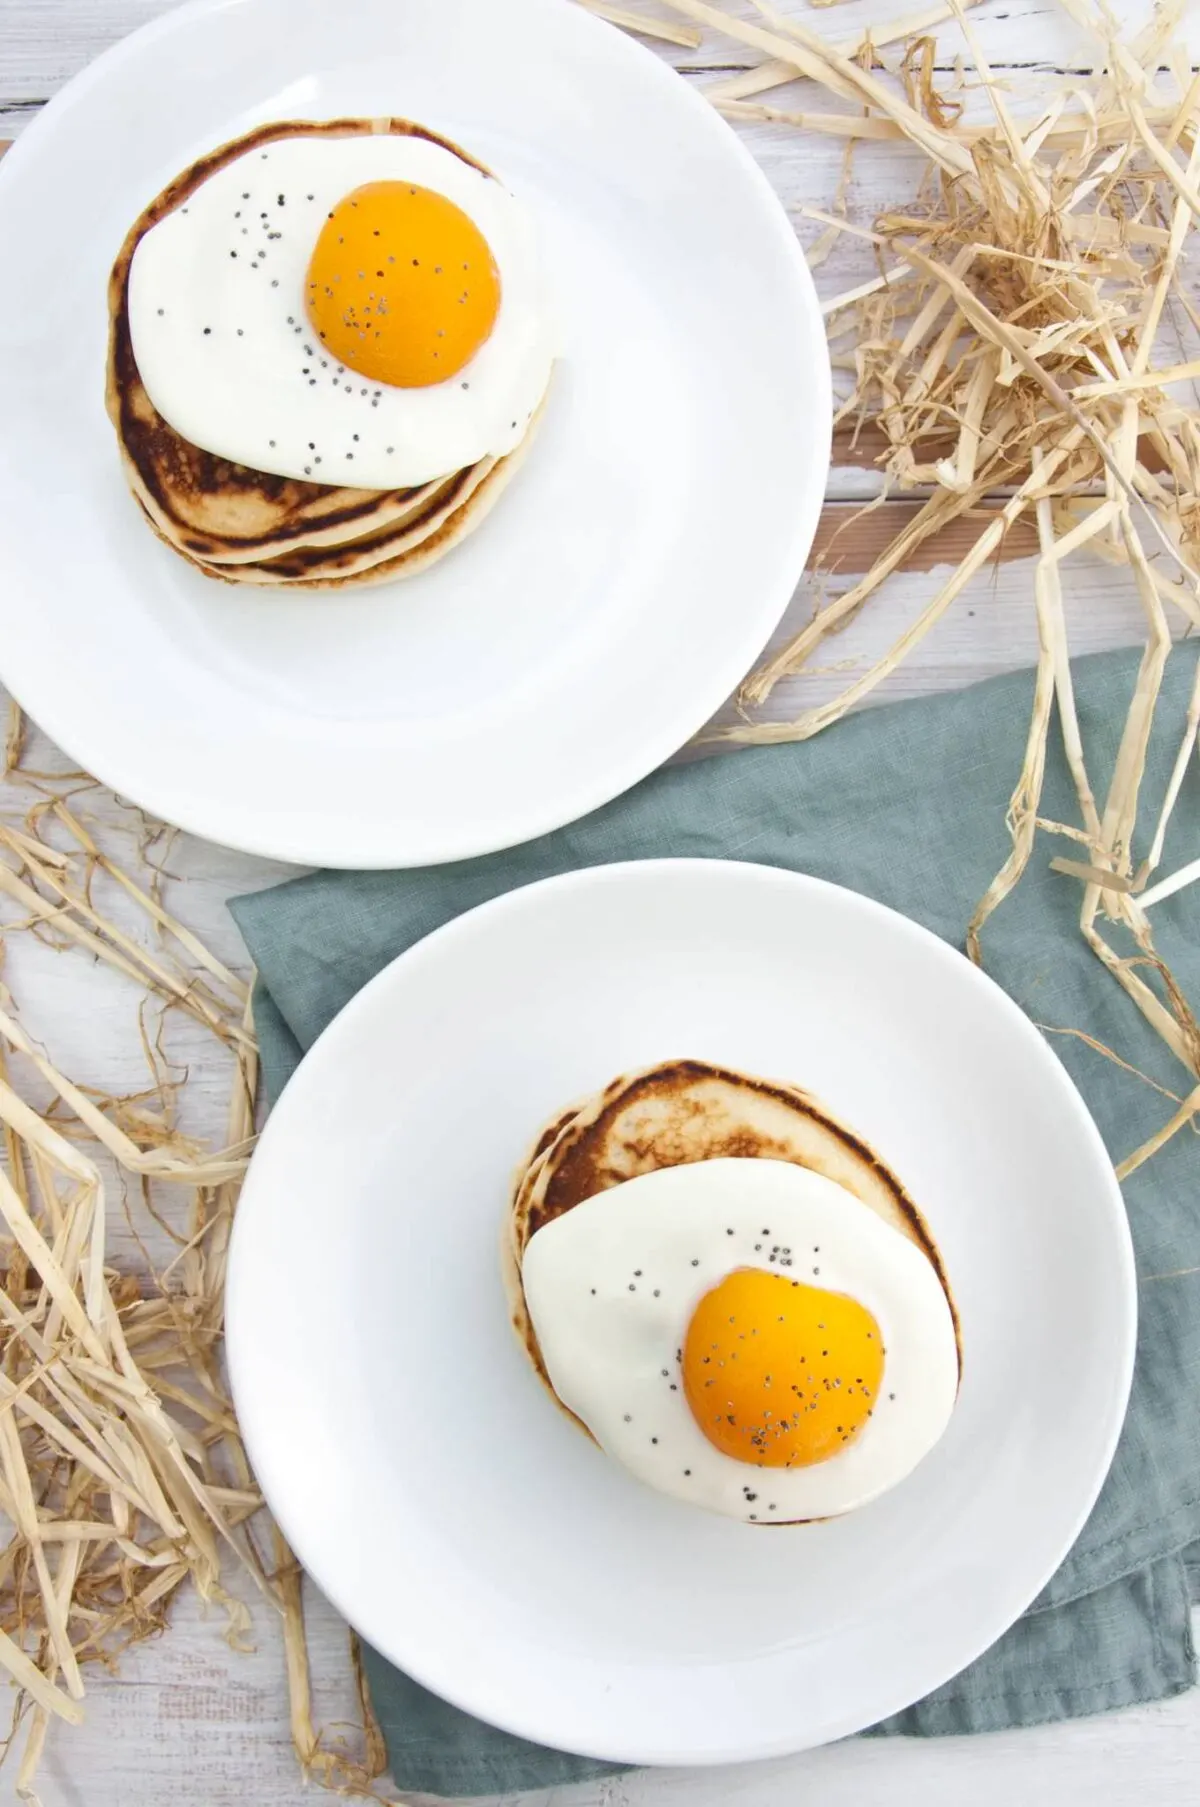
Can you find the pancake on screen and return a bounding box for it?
[504,1059,959,1420]
[106,117,548,587]
[174,394,544,586]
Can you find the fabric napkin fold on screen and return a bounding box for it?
[232,643,1200,1799]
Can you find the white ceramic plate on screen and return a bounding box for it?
[226,859,1135,1765]
[0,0,828,868]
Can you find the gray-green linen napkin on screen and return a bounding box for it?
[231,643,1200,1798]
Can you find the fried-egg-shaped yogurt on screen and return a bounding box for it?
[127,130,552,489]
[520,1157,959,1523]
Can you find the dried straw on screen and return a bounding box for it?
[577,0,700,48]
[636,0,1200,1175]
[0,748,392,1801]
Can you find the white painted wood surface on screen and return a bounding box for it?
[1,1,1198,1802]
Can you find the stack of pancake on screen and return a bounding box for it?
[105,119,545,589]
[504,1058,956,1421]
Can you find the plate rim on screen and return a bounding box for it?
[0,0,831,869]
[226,856,1137,1765]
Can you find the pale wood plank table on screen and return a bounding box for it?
[1,2,1197,1802]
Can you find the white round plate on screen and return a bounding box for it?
[0,0,828,868]
[226,859,1135,1765]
